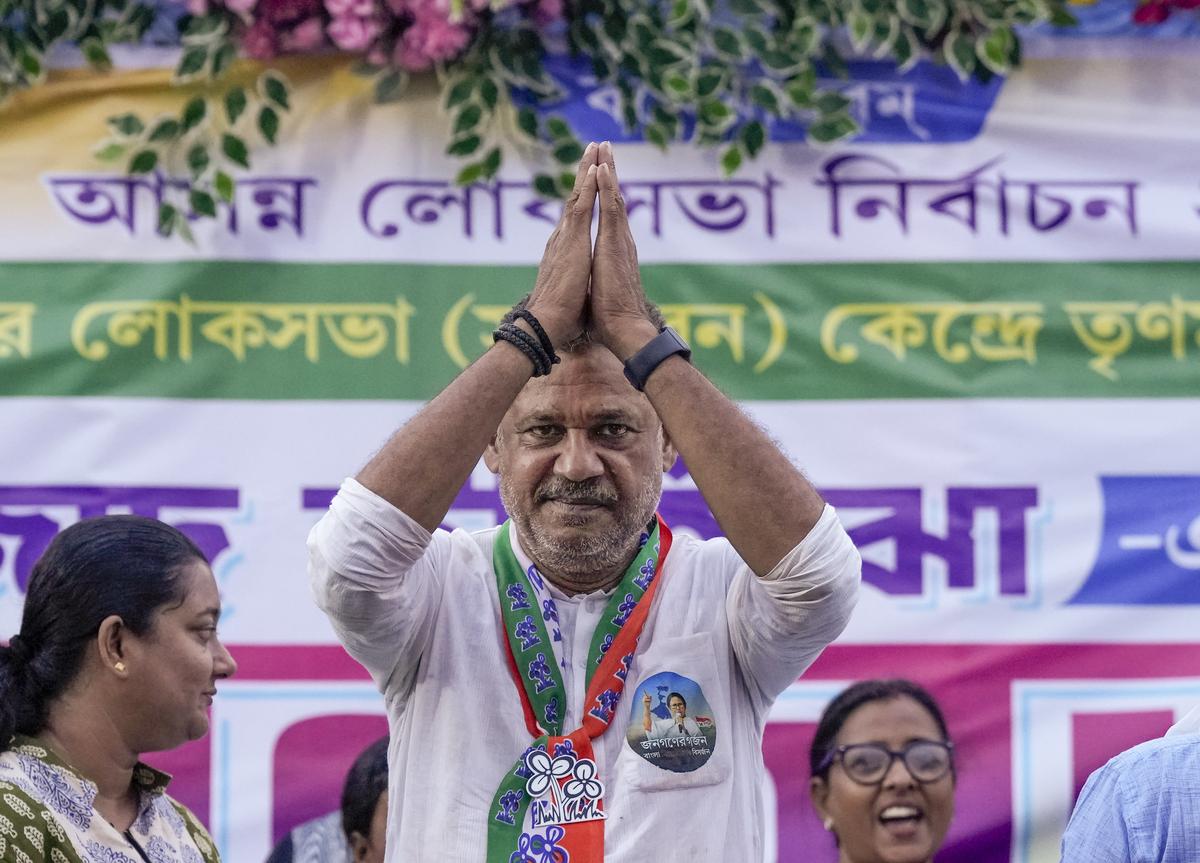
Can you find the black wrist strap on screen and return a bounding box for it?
[511,308,557,363]
[622,326,691,391]
[494,323,552,376]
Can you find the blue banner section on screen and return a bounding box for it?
[1071,476,1200,605]
[538,55,1003,144]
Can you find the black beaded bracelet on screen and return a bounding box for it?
[511,309,559,368]
[493,323,552,376]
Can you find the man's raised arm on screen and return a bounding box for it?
[589,143,827,577]
[355,147,599,531]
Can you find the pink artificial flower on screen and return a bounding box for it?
[280,15,326,50]
[224,0,258,14]
[393,8,471,70]
[532,0,562,25]
[325,0,375,18]
[1132,0,1170,22]
[259,0,321,25]
[242,17,278,58]
[186,0,210,15]
[327,14,380,50]
[403,0,467,16]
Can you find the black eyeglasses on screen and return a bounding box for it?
[818,740,954,785]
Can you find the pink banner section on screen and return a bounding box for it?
[1069,711,1173,800]
[155,643,1200,862]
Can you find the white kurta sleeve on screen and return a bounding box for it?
[725,503,861,711]
[308,477,449,702]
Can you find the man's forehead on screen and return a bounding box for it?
[512,401,642,421]
[508,388,652,426]
[508,349,654,420]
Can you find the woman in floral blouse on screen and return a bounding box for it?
[0,515,237,862]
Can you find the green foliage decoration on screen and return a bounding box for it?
[2,0,292,238]
[1,0,1082,239]
[95,8,292,237]
[383,0,1075,201]
[0,0,155,102]
[558,0,1078,179]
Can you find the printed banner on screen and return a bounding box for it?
[2,20,1200,863]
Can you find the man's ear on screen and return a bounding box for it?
[483,434,501,474]
[660,428,677,474]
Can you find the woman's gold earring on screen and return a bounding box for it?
[114,661,126,673]
[823,817,834,832]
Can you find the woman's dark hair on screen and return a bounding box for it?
[809,679,951,779]
[667,692,686,707]
[341,736,390,841]
[0,515,205,751]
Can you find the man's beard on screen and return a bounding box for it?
[499,473,662,588]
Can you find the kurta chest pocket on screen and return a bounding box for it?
[616,631,733,791]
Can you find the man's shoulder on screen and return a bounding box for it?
[661,530,740,570]
[424,522,502,560]
[1065,734,1200,862]
[1080,733,1200,811]
[463,523,502,556]
[1101,732,1200,780]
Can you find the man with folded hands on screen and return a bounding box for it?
[309,141,860,863]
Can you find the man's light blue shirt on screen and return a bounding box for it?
[1061,733,1200,863]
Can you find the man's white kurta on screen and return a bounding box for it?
[310,478,860,863]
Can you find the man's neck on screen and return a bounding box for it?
[514,518,654,597]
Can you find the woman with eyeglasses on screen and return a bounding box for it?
[809,679,955,863]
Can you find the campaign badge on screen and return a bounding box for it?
[626,671,717,773]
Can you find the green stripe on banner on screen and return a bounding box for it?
[0,260,1197,400]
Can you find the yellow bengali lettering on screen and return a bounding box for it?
[188,299,277,362]
[71,300,181,361]
[442,294,475,369]
[441,297,507,370]
[932,303,1044,364]
[71,298,412,364]
[471,305,511,354]
[0,303,36,360]
[442,296,786,372]
[661,304,746,364]
[1064,301,1139,380]
[823,302,1045,366]
[1066,296,1200,379]
[753,292,787,374]
[1133,295,1200,362]
[822,303,927,364]
[319,300,415,362]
